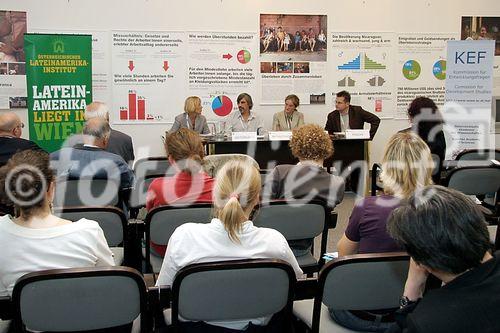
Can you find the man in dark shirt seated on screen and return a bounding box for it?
[85,101,135,166]
[0,112,43,167]
[50,118,134,207]
[387,185,499,333]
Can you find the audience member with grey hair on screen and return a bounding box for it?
[85,101,135,165]
[82,116,111,143]
[50,117,134,191]
[386,185,499,333]
[0,111,43,168]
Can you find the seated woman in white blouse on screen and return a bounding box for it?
[0,150,115,297]
[156,159,302,331]
[169,96,210,134]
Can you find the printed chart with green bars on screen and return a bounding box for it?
[338,52,386,70]
[402,60,421,80]
[364,54,386,69]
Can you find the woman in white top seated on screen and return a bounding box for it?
[156,159,302,331]
[170,96,210,134]
[272,94,305,131]
[0,150,115,297]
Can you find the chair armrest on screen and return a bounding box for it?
[148,285,171,309]
[144,273,156,288]
[294,278,318,300]
[147,286,171,330]
[327,211,338,229]
[0,296,12,320]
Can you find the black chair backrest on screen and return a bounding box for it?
[371,163,383,196]
[456,149,500,161]
[129,173,165,209]
[133,157,173,178]
[53,178,121,208]
[12,266,148,332]
[312,253,409,333]
[170,259,295,330]
[53,206,127,247]
[444,165,500,196]
[145,204,213,270]
[254,200,327,241]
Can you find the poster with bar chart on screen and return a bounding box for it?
[395,32,458,119]
[119,91,149,121]
[331,32,395,118]
[111,30,187,124]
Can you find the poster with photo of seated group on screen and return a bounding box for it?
[259,14,327,105]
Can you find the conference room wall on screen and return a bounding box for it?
[1,0,499,164]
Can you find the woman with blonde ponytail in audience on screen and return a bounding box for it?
[156,159,302,331]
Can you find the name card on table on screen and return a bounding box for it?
[232,131,257,141]
[345,129,370,139]
[268,131,292,141]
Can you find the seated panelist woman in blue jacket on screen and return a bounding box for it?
[170,96,210,134]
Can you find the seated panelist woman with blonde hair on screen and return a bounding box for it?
[272,94,305,131]
[170,96,210,134]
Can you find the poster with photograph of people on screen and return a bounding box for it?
[0,10,27,109]
[259,14,327,104]
[260,14,327,62]
[461,16,500,94]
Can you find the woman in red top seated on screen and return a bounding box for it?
[146,128,215,255]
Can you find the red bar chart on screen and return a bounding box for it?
[138,98,145,120]
[120,91,148,121]
[119,107,128,120]
[128,91,137,120]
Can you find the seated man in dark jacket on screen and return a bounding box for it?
[50,118,134,207]
[0,112,43,167]
[387,185,499,333]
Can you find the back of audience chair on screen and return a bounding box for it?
[444,165,500,196]
[293,252,409,333]
[445,165,500,225]
[12,266,149,332]
[253,200,329,274]
[169,259,296,332]
[371,163,383,196]
[129,173,165,212]
[455,149,500,161]
[133,157,174,179]
[315,253,408,332]
[144,204,213,273]
[53,177,122,208]
[53,206,129,265]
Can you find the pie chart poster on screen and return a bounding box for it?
[395,32,458,119]
[186,31,258,122]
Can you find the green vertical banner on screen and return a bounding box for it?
[24,34,92,152]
